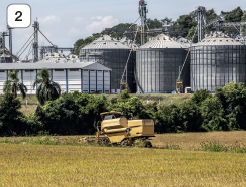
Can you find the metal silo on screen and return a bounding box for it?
[80,35,135,93]
[191,32,246,91]
[136,33,190,93]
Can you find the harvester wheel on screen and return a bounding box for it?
[145,141,152,148]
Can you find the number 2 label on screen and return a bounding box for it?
[7,4,31,28]
[15,11,23,21]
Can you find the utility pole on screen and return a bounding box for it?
[139,0,148,45]
[32,20,39,62]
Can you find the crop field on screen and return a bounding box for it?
[0,132,246,186]
[151,131,246,150]
[0,144,246,187]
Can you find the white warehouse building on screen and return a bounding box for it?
[0,61,111,95]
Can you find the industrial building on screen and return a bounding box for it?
[0,61,111,95]
[136,33,190,93]
[80,35,136,93]
[191,32,246,91]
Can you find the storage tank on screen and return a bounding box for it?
[136,33,190,93]
[80,35,135,93]
[191,31,246,91]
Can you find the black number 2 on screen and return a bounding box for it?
[15,11,22,21]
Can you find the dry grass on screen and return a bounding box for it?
[151,131,246,150]
[0,144,245,187]
[19,105,38,116]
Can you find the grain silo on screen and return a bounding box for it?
[136,33,190,93]
[191,32,246,91]
[80,35,135,93]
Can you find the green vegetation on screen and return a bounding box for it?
[3,69,27,99]
[32,68,61,106]
[201,142,246,153]
[1,82,246,136]
[74,7,246,55]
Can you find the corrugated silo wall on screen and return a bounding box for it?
[136,48,190,93]
[191,45,246,91]
[80,49,136,92]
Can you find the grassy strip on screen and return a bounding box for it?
[201,141,246,153]
[0,136,86,146]
[0,136,180,150]
[1,136,246,153]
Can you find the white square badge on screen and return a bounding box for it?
[7,4,31,28]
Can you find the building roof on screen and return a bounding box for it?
[193,31,243,46]
[176,37,191,47]
[140,33,187,49]
[82,35,130,49]
[0,61,111,71]
[37,52,80,63]
[120,37,139,50]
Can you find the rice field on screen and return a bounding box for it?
[0,144,246,187]
[0,131,246,186]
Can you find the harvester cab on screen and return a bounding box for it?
[96,111,155,147]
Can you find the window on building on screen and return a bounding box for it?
[0,70,5,72]
[25,70,34,72]
[70,69,80,71]
[55,69,64,71]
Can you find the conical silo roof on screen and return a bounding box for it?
[140,33,187,49]
[193,31,243,46]
[82,35,129,49]
[120,37,139,50]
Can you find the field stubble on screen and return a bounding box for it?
[0,144,246,187]
[0,132,246,186]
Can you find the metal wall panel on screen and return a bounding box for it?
[136,48,190,93]
[191,45,246,91]
[80,49,136,92]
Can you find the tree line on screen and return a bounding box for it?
[1,72,246,136]
[74,7,246,54]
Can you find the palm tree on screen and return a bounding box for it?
[3,69,27,99]
[33,68,61,106]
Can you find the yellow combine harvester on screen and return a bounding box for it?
[94,111,155,147]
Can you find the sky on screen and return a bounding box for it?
[0,0,246,60]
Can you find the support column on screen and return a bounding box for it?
[110,71,111,93]
[21,70,23,84]
[36,69,37,91]
[6,70,8,81]
[51,69,53,84]
[96,70,97,92]
[66,69,68,93]
[89,70,91,93]
[81,69,83,93]
[103,70,105,93]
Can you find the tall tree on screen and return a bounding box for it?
[221,7,243,22]
[241,11,246,22]
[174,14,197,37]
[3,69,27,99]
[206,9,219,22]
[32,68,61,106]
